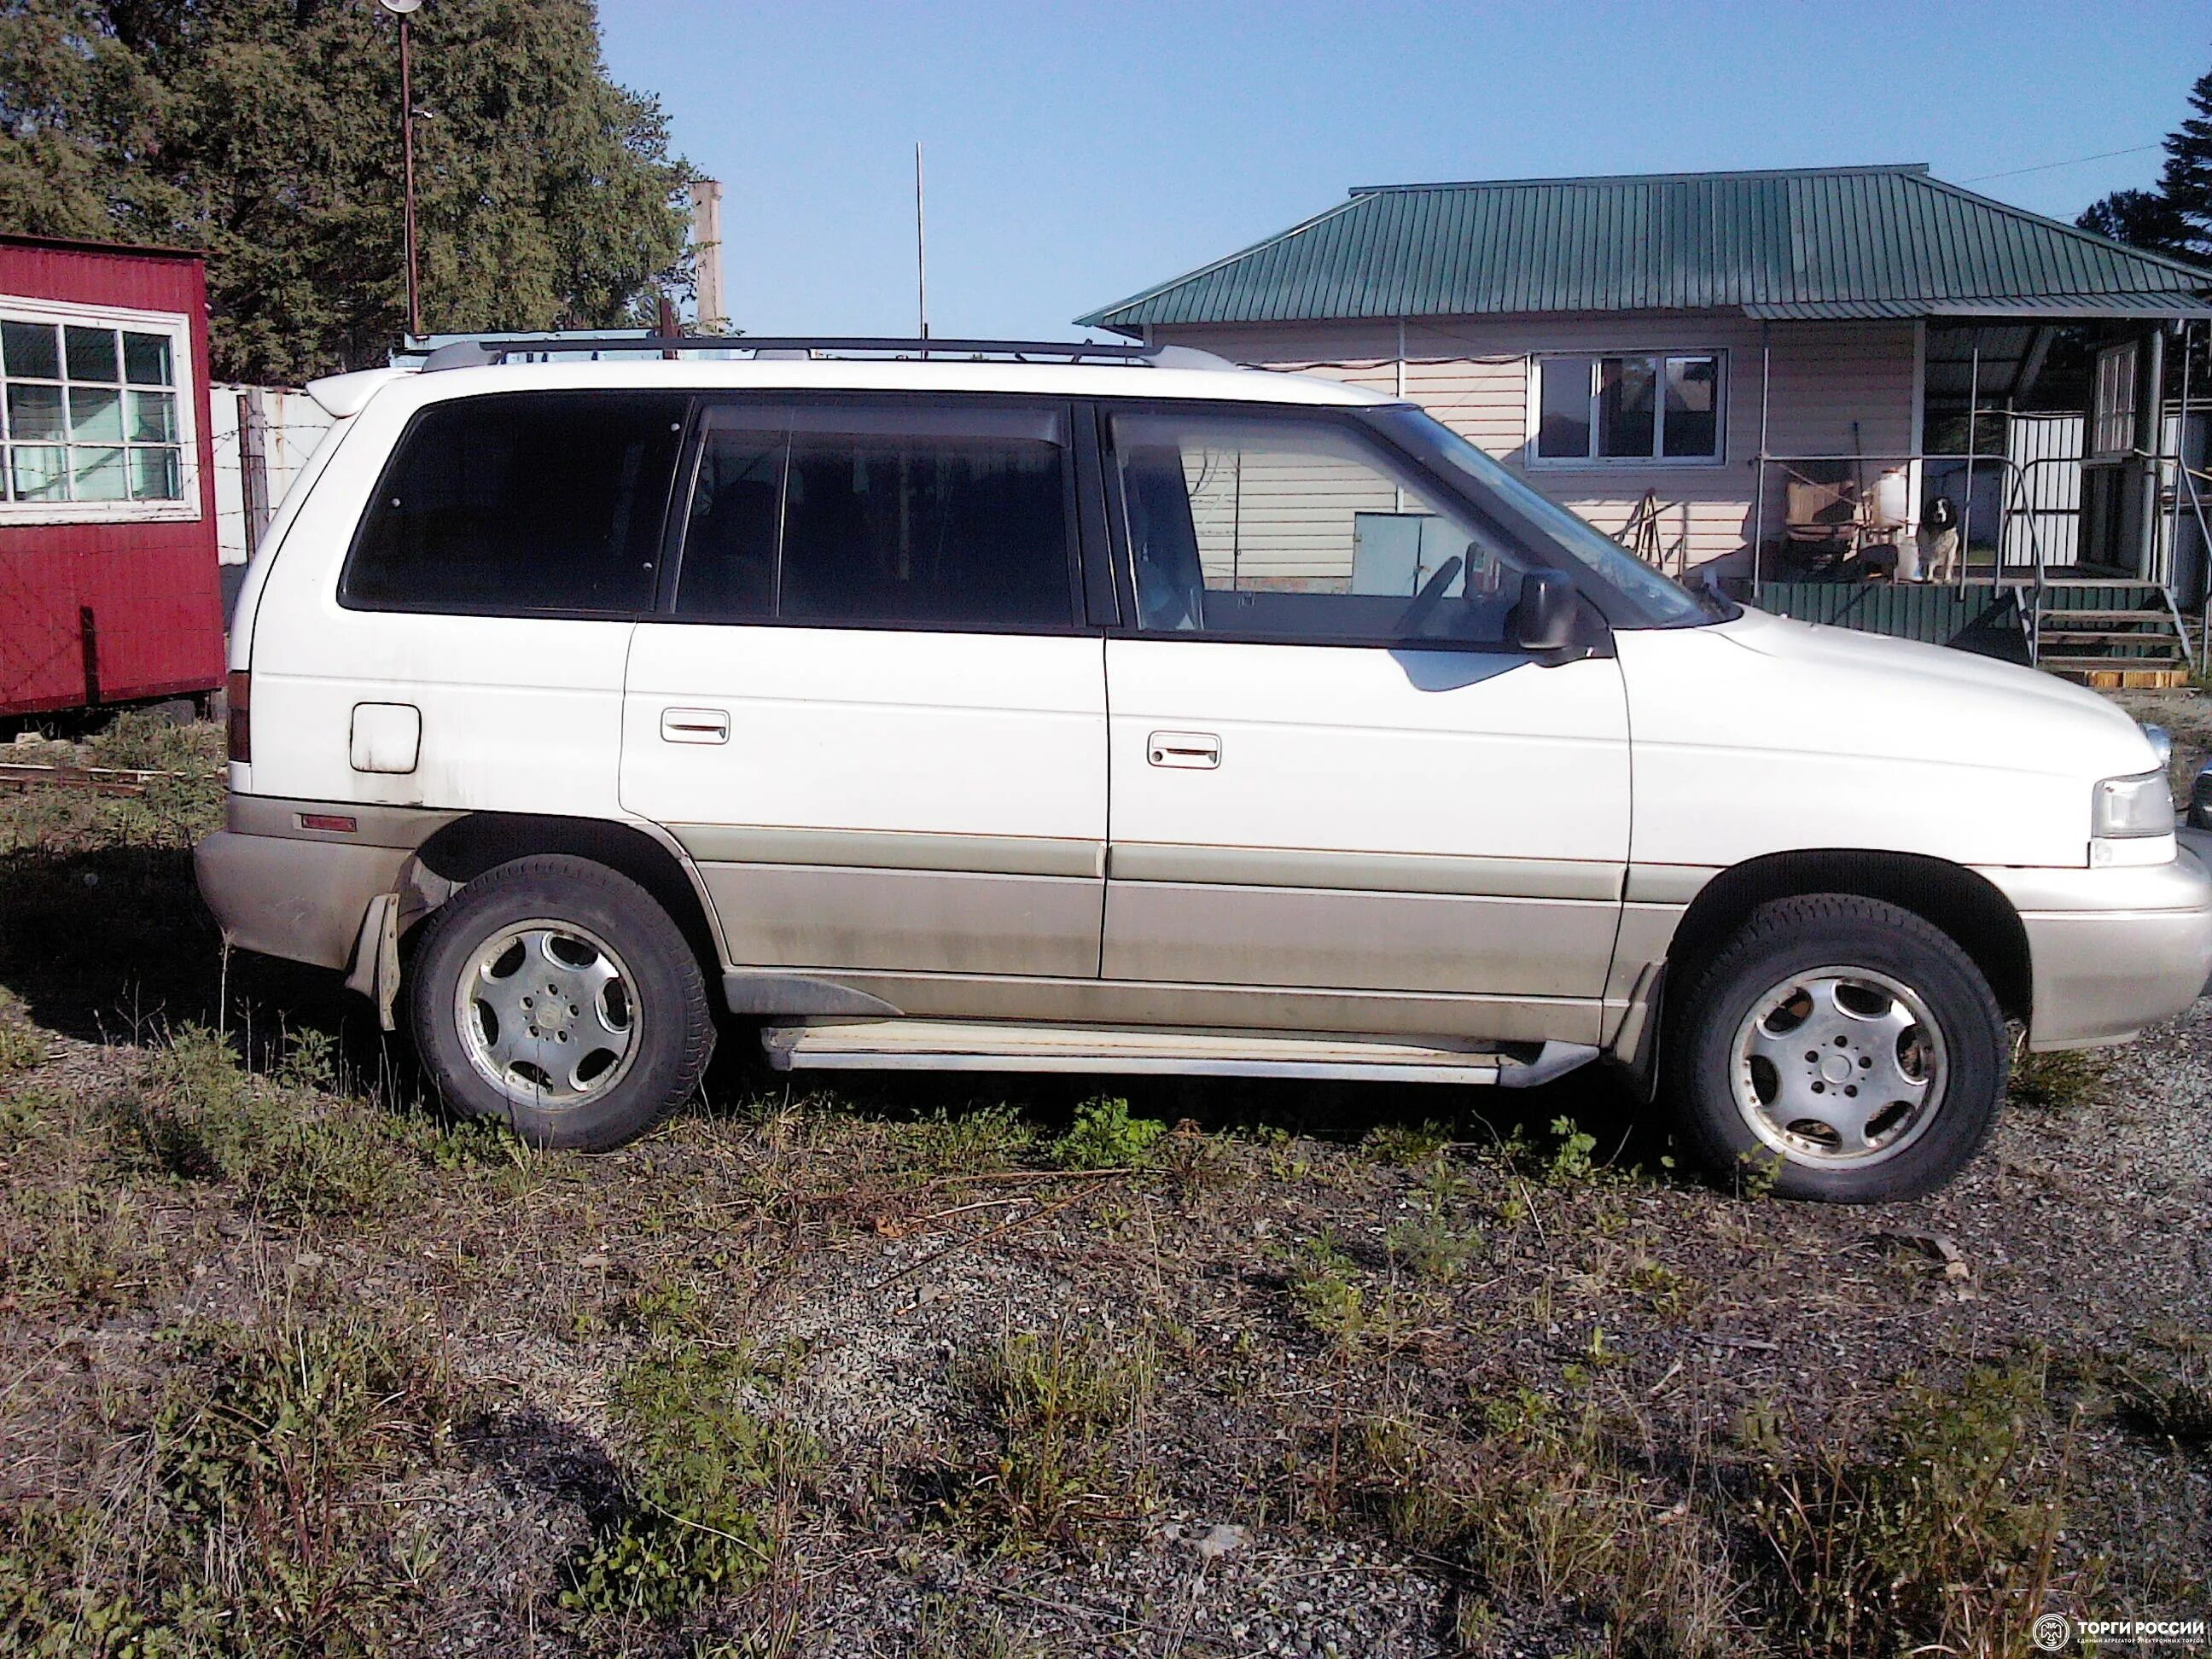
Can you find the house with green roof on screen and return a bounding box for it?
[1078,164,2212,678]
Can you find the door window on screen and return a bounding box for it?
[342,391,688,614]
[674,400,1076,631]
[1109,410,1528,647]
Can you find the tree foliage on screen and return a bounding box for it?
[0,0,693,381]
[2076,64,2212,266]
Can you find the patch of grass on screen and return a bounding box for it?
[0,1006,43,1080]
[915,1588,1034,1659]
[1048,1096,1165,1171]
[1360,1119,1453,1165]
[942,1322,1160,1553]
[119,1023,418,1219]
[2007,1048,2105,1113]
[1287,1235,1369,1353]
[1747,1362,2083,1657]
[2105,1332,2212,1447]
[903,1102,1036,1175]
[1330,1389,1737,1656]
[144,1311,456,1648]
[564,1339,818,1621]
[0,1182,155,1313]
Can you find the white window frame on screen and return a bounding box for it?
[0,294,201,525]
[1525,349,1727,469]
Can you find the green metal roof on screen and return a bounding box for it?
[1076,165,2212,332]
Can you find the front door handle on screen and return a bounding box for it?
[1147,730,1220,769]
[661,707,730,745]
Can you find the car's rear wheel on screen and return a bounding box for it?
[1665,894,2006,1202]
[408,855,713,1150]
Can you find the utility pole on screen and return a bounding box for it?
[915,142,928,344]
[377,0,425,340]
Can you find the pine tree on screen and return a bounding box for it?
[0,0,693,381]
[2077,64,2212,265]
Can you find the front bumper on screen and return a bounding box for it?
[1981,851,2212,1049]
[194,830,410,971]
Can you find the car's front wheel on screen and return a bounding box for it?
[1665,894,2007,1202]
[408,855,714,1150]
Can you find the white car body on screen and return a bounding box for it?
[195,346,2212,1192]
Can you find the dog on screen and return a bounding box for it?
[1917,496,1962,584]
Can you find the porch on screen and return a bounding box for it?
[1733,308,2212,686]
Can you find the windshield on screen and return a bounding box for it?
[1365,405,1714,628]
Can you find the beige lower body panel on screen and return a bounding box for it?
[194,830,410,971]
[1101,880,1622,999]
[1978,855,2212,1049]
[804,968,1607,1046]
[696,861,1103,980]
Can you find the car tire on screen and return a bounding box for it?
[407,855,714,1151]
[1664,894,2006,1202]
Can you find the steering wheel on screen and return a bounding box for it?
[1396,555,1464,638]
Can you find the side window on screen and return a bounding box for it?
[674,400,1076,632]
[1109,410,1528,646]
[342,392,687,614]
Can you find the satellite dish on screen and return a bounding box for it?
[375,0,422,13]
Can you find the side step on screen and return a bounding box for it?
[761,1020,1598,1089]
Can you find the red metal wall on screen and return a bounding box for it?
[0,236,224,717]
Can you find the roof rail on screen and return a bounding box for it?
[413,335,1237,373]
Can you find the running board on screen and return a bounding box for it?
[760,1020,1598,1088]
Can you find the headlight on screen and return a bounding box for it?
[2093,769,2174,838]
[2143,723,2173,771]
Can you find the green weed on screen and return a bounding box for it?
[1360,1119,1454,1165]
[2007,1049,2105,1113]
[565,1341,817,1621]
[904,1102,1036,1174]
[1048,1096,1166,1170]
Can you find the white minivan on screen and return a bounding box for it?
[196,338,2212,1202]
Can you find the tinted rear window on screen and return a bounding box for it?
[341,392,687,614]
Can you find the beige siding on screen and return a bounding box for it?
[1148,314,1920,575]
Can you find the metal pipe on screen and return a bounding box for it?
[915,142,928,345]
[1751,324,1771,596]
[400,14,421,340]
[1959,342,1979,592]
[2136,323,2167,582]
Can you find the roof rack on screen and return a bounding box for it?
[413,335,1235,373]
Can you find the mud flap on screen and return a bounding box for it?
[343,893,403,1032]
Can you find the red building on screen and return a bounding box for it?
[0,234,224,718]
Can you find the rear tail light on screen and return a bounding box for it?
[226,669,251,764]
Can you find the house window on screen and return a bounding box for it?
[1532,352,1724,465]
[0,303,194,519]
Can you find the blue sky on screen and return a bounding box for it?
[596,1,2211,340]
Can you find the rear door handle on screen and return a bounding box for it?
[661,707,730,745]
[1147,730,1220,769]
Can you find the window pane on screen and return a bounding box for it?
[72,445,127,500]
[7,384,63,442]
[64,325,119,384]
[343,391,688,614]
[129,445,182,500]
[675,417,783,620]
[1597,357,1656,457]
[1112,411,1523,646]
[68,386,124,443]
[1536,358,1592,458]
[2,321,60,381]
[10,445,67,501]
[777,404,1071,629]
[1662,357,1720,458]
[127,390,177,443]
[122,331,173,387]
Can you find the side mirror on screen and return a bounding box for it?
[1513,569,1577,653]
